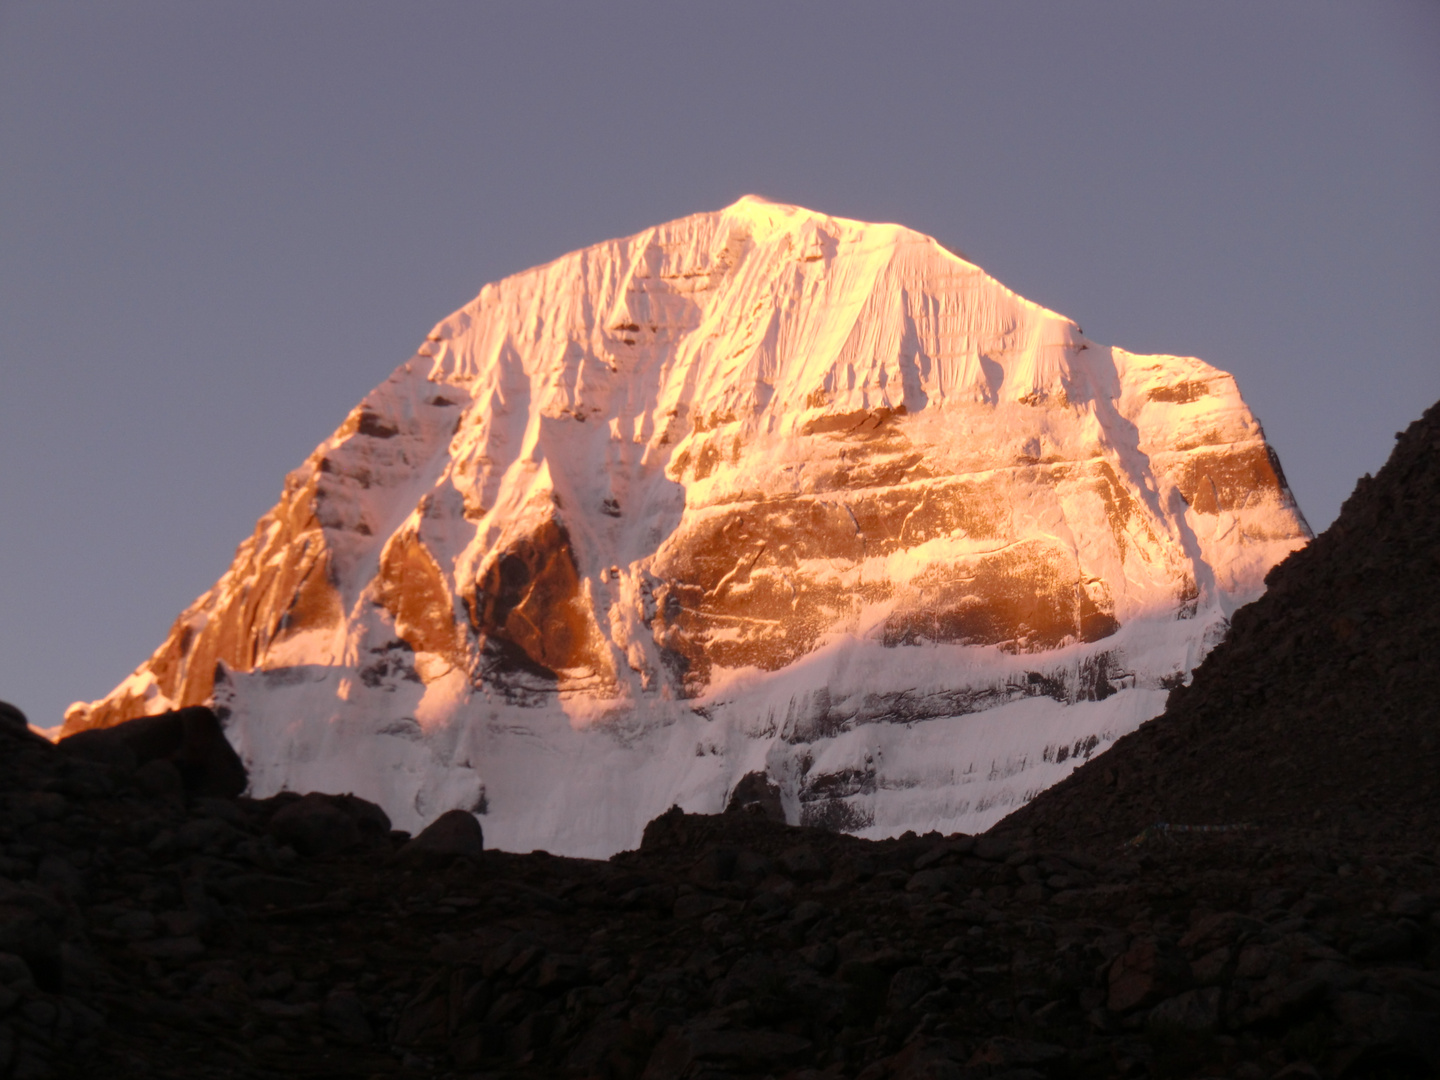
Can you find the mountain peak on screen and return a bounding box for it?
[722,192,831,228]
[66,204,1309,855]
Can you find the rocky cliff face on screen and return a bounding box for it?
[995,398,1440,851]
[66,198,1309,853]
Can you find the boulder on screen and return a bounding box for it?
[322,990,373,1044]
[1179,910,1264,956]
[267,792,391,857]
[778,845,829,882]
[0,700,29,732]
[1108,937,1192,1013]
[399,809,484,860]
[0,910,61,993]
[59,705,246,798]
[1148,986,1223,1032]
[725,771,785,822]
[967,1036,1067,1070]
[887,965,941,1012]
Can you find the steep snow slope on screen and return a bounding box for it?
[66,197,1309,855]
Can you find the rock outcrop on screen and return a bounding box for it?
[995,398,1440,852]
[59,706,246,800]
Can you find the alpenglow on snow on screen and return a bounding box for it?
[67,197,1310,856]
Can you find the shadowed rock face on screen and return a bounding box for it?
[470,517,612,681]
[65,198,1310,848]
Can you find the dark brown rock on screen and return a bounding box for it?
[967,1035,1066,1069]
[321,990,373,1043]
[672,893,727,920]
[470,516,613,679]
[724,770,784,821]
[223,874,324,909]
[1179,911,1263,956]
[972,836,1016,862]
[60,705,246,798]
[777,844,829,882]
[268,793,361,856]
[887,965,941,1012]
[1108,937,1191,1013]
[255,790,390,857]
[2,732,1440,1080]
[0,910,60,993]
[134,757,185,804]
[0,701,29,732]
[643,1025,812,1079]
[1147,986,1222,1032]
[399,808,484,860]
[1236,974,1328,1028]
[1349,923,1417,962]
[566,1018,650,1077]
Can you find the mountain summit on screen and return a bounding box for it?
[66,198,1309,854]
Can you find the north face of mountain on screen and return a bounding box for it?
[994,398,1440,851]
[65,197,1308,853]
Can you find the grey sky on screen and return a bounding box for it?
[2,2,1436,729]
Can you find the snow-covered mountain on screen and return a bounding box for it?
[65,197,1310,856]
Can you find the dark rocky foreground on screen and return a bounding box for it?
[0,702,1437,1080]
[1,402,1436,1080]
